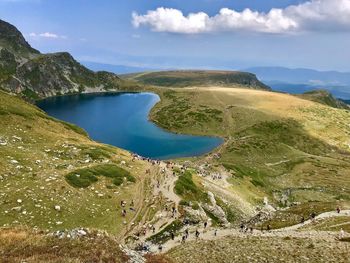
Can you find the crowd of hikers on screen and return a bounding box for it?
[128,153,348,253]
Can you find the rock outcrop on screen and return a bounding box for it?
[0,19,130,99]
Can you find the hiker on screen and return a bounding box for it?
[250,227,253,233]
[240,223,244,232]
[204,221,208,229]
[214,229,217,236]
[171,231,175,240]
[152,226,156,233]
[122,209,126,217]
[195,229,200,240]
[172,206,176,218]
[181,235,186,243]
[310,212,316,221]
[185,229,189,239]
[158,244,163,252]
[337,207,341,214]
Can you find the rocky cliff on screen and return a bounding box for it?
[0,19,128,99]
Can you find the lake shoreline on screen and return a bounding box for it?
[36,91,224,160]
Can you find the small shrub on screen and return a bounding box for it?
[65,172,98,188]
[65,164,136,188]
[146,220,183,244]
[113,177,123,186]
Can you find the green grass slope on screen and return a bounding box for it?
[150,87,350,227]
[0,90,153,235]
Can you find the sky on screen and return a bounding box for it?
[1,0,350,71]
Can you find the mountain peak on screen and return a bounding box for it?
[0,19,39,55]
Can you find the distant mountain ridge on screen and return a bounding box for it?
[82,61,156,74]
[0,19,134,99]
[245,66,350,99]
[245,66,350,86]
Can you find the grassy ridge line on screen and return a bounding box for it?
[122,70,271,90]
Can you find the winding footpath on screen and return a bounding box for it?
[148,209,350,254]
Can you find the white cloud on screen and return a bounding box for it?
[28,32,67,39]
[132,0,350,34]
[39,32,58,38]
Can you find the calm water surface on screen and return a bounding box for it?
[37,92,223,159]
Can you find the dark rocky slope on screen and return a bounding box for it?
[0,19,132,99]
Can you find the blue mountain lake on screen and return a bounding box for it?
[37,92,223,159]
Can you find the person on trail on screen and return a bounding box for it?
[158,244,163,252]
[214,229,217,236]
[122,209,126,217]
[337,207,341,214]
[152,226,156,233]
[171,231,175,241]
[310,212,316,221]
[181,235,186,243]
[172,206,177,218]
[185,229,189,239]
[204,221,208,229]
[195,229,200,240]
[240,223,244,232]
[250,227,253,233]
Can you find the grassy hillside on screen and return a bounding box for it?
[0,90,158,236]
[122,70,270,90]
[150,87,350,226]
[167,234,350,263]
[0,228,128,263]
